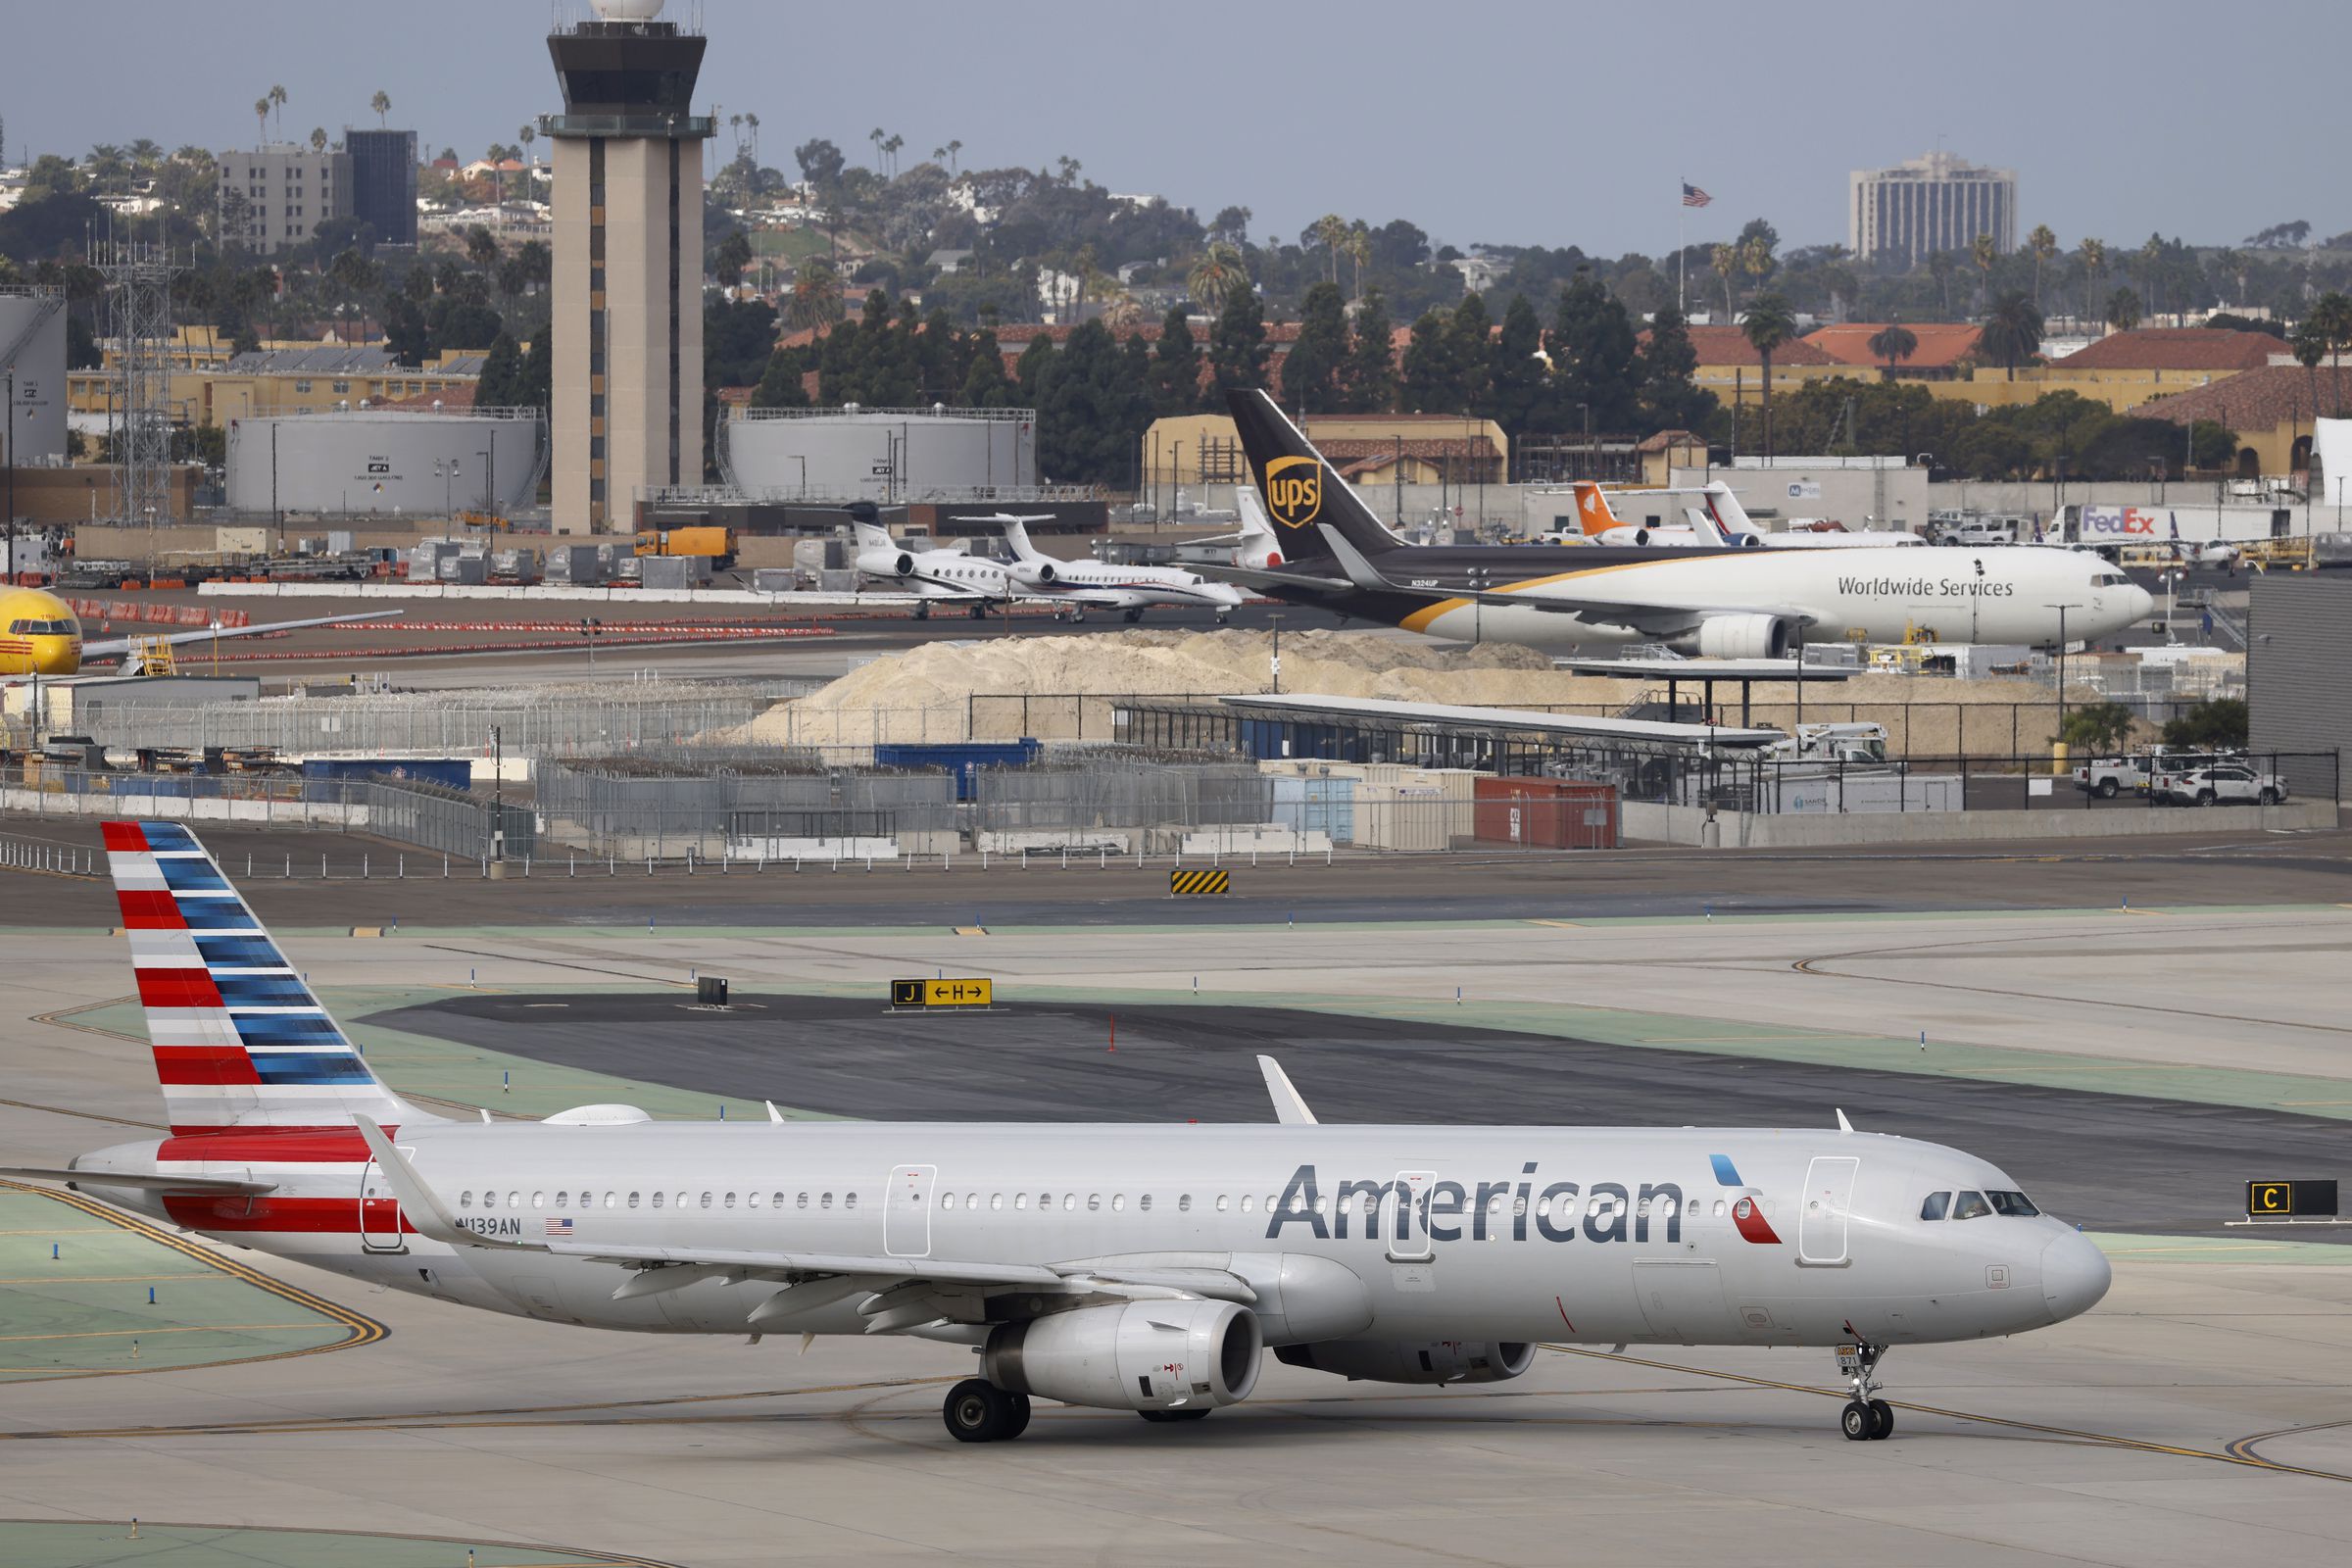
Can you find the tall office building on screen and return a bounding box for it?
[346,128,418,247]
[543,0,711,535]
[217,145,352,255]
[1847,151,2018,265]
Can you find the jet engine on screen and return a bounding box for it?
[1669,613,1796,660]
[1275,1339,1538,1385]
[982,1299,1261,1412]
[1008,559,1057,587]
[857,548,915,579]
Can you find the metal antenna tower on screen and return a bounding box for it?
[94,238,179,534]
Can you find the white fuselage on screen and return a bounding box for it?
[82,1121,2104,1349]
[1013,559,1245,614]
[1406,544,2152,652]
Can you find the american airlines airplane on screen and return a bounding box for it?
[1218,390,2152,656]
[979,514,1245,623]
[6,821,2110,1446]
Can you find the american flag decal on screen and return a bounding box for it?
[546,1217,574,1237]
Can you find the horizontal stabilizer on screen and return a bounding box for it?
[0,1165,277,1196]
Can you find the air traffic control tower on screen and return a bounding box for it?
[543,0,712,534]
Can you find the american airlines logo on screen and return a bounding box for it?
[1265,1164,1693,1246]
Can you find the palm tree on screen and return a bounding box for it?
[2311,291,2352,416]
[2138,235,2165,318]
[786,259,844,331]
[946,139,962,174]
[868,127,885,172]
[1186,242,1247,314]
[1740,233,1776,298]
[309,127,328,156]
[1979,292,2044,380]
[517,124,535,173]
[371,90,391,128]
[1970,233,1997,309]
[1347,223,1371,302]
[883,133,904,177]
[1709,242,1740,318]
[2026,224,2058,310]
[2105,287,2142,334]
[743,113,760,162]
[1740,292,1798,459]
[2078,237,2106,322]
[268,83,287,139]
[2211,247,2244,309]
[1867,321,1918,382]
[2291,318,2327,431]
[254,97,270,147]
[1927,250,1955,314]
[1312,214,1348,284]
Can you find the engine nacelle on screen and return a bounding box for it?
[1670,612,1795,660]
[1275,1339,1537,1386]
[983,1299,1261,1412]
[1008,559,1056,586]
[855,549,916,579]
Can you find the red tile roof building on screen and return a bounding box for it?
[2056,328,2287,373]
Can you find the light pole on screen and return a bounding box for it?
[477,447,493,520]
[581,616,603,673]
[1468,565,1489,645]
[2045,602,2083,729]
[5,368,15,578]
[1393,433,1402,526]
[1268,611,1283,694]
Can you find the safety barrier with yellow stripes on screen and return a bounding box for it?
[1169,868,1231,897]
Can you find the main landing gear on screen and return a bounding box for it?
[1836,1341,1894,1441]
[943,1378,1032,1443]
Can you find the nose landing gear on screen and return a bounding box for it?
[1836,1341,1894,1441]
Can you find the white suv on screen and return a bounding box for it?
[2151,762,2286,807]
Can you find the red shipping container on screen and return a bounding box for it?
[1472,777,1618,849]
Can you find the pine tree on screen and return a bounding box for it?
[1037,319,1150,484]
[1148,305,1203,416]
[1285,282,1350,413]
[1014,332,1056,408]
[752,346,811,409]
[1637,306,1715,434]
[1397,309,1461,413]
[474,330,521,408]
[960,327,1013,407]
[1207,286,1269,396]
[1549,272,1641,432]
[1342,288,1395,413]
[1447,292,1494,415]
[514,329,552,413]
[1487,293,1553,436]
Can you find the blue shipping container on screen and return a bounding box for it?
[300,757,474,801]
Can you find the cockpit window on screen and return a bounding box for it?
[2092,572,2129,587]
[1985,1190,2039,1217]
[8,618,74,636]
[1919,1192,1950,1221]
[1950,1190,1992,1220]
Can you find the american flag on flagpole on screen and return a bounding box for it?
[1682,182,1713,209]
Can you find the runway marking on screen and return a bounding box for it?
[0,1096,165,1131]
[1542,1344,2352,1483]
[1527,919,1584,929]
[0,1516,687,1568]
[2227,1419,2352,1464]
[0,1272,220,1284]
[2111,906,2175,915]
[0,1180,385,1382]
[29,996,144,1044]
[0,1322,320,1343]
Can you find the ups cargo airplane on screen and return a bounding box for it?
[5,821,2110,1445]
[1215,390,2152,656]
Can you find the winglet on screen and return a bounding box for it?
[355,1114,537,1251]
[765,1101,786,1125]
[1256,1055,1319,1125]
[1835,1108,1854,1133]
[1315,524,1393,592]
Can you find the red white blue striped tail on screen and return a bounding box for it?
[102,819,426,1137]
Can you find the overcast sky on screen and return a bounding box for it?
[7,0,2344,257]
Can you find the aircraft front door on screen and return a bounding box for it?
[359,1160,405,1252]
[884,1163,936,1258]
[1385,1170,1435,1262]
[1797,1155,1860,1266]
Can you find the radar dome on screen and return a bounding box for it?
[590,0,665,20]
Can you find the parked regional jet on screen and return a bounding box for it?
[4,821,2109,1446]
[0,584,401,678]
[977,514,1244,623]
[1572,482,1925,549]
[1215,390,2150,655]
[849,511,1017,619]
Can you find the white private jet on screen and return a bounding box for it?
[973,514,1245,623]
[6,820,2111,1447]
[850,515,1017,619]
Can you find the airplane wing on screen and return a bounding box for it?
[81,610,406,662]
[1313,526,1820,631]
[1191,562,1355,594]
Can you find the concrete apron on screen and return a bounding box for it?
[1623,796,2338,848]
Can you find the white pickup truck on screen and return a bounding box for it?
[2150,761,2286,807]
[2072,756,2155,798]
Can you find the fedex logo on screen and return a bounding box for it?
[2082,506,2158,536]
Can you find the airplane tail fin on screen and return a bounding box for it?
[101,820,430,1136]
[998,516,1039,561]
[1231,487,1284,567]
[850,519,895,553]
[1226,388,1399,564]
[1570,481,1621,537]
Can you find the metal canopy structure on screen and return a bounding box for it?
[1550,657,1857,728]
[1214,694,1783,749]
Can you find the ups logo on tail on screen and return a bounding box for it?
[1262,455,1323,530]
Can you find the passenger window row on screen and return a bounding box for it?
[458,1190,861,1211]
[451,1188,1736,1222]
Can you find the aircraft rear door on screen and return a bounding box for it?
[884,1163,937,1257]
[359,1159,405,1253]
[1797,1155,1860,1265]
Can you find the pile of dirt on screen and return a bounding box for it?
[724,628,2069,754]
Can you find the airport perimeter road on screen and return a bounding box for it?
[6,822,2351,927]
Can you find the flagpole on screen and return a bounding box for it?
[1677,177,1687,317]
